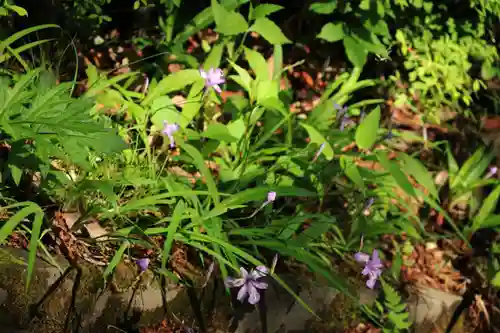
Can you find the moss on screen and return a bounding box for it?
[0,248,199,332]
[0,248,70,333]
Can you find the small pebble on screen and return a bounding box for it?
[426,242,438,250]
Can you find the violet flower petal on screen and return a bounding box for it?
[199,69,208,79]
[225,277,245,288]
[247,283,260,304]
[136,258,150,272]
[239,267,249,278]
[200,67,225,94]
[370,249,382,268]
[207,68,225,85]
[366,277,377,289]
[252,266,269,278]
[354,252,370,264]
[237,284,248,302]
[251,280,268,290]
[162,121,180,148]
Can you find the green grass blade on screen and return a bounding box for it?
[181,143,220,205]
[0,202,44,289]
[26,209,44,289]
[103,241,129,281]
[161,201,185,270]
[0,24,59,53]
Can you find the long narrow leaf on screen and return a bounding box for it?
[161,201,186,270]
[103,241,129,280]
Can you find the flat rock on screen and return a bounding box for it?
[0,247,188,333]
[407,286,464,332]
[230,276,342,333]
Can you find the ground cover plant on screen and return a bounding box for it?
[0,0,499,332]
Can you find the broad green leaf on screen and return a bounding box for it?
[244,47,269,81]
[212,0,248,35]
[462,149,494,189]
[377,152,416,197]
[256,80,279,103]
[273,44,283,79]
[127,101,146,124]
[250,17,291,45]
[203,123,238,142]
[251,3,283,19]
[492,271,500,287]
[352,29,388,58]
[451,147,488,189]
[9,164,22,186]
[475,214,500,229]
[173,0,249,46]
[317,23,344,42]
[343,36,367,68]
[150,96,180,129]
[301,123,334,160]
[180,80,204,128]
[228,60,253,92]
[471,185,500,232]
[227,118,245,140]
[309,1,337,14]
[355,106,380,150]
[340,156,364,188]
[143,69,202,105]
[203,41,225,69]
[399,153,439,199]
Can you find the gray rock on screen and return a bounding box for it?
[0,246,467,333]
[0,247,188,333]
[231,276,341,333]
[407,285,463,332]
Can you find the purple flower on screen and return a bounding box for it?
[136,258,150,272]
[354,249,383,289]
[162,120,180,148]
[486,166,498,179]
[225,266,269,304]
[340,114,352,132]
[199,68,225,93]
[363,198,375,216]
[364,198,375,210]
[334,103,347,121]
[267,191,276,203]
[334,103,353,131]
